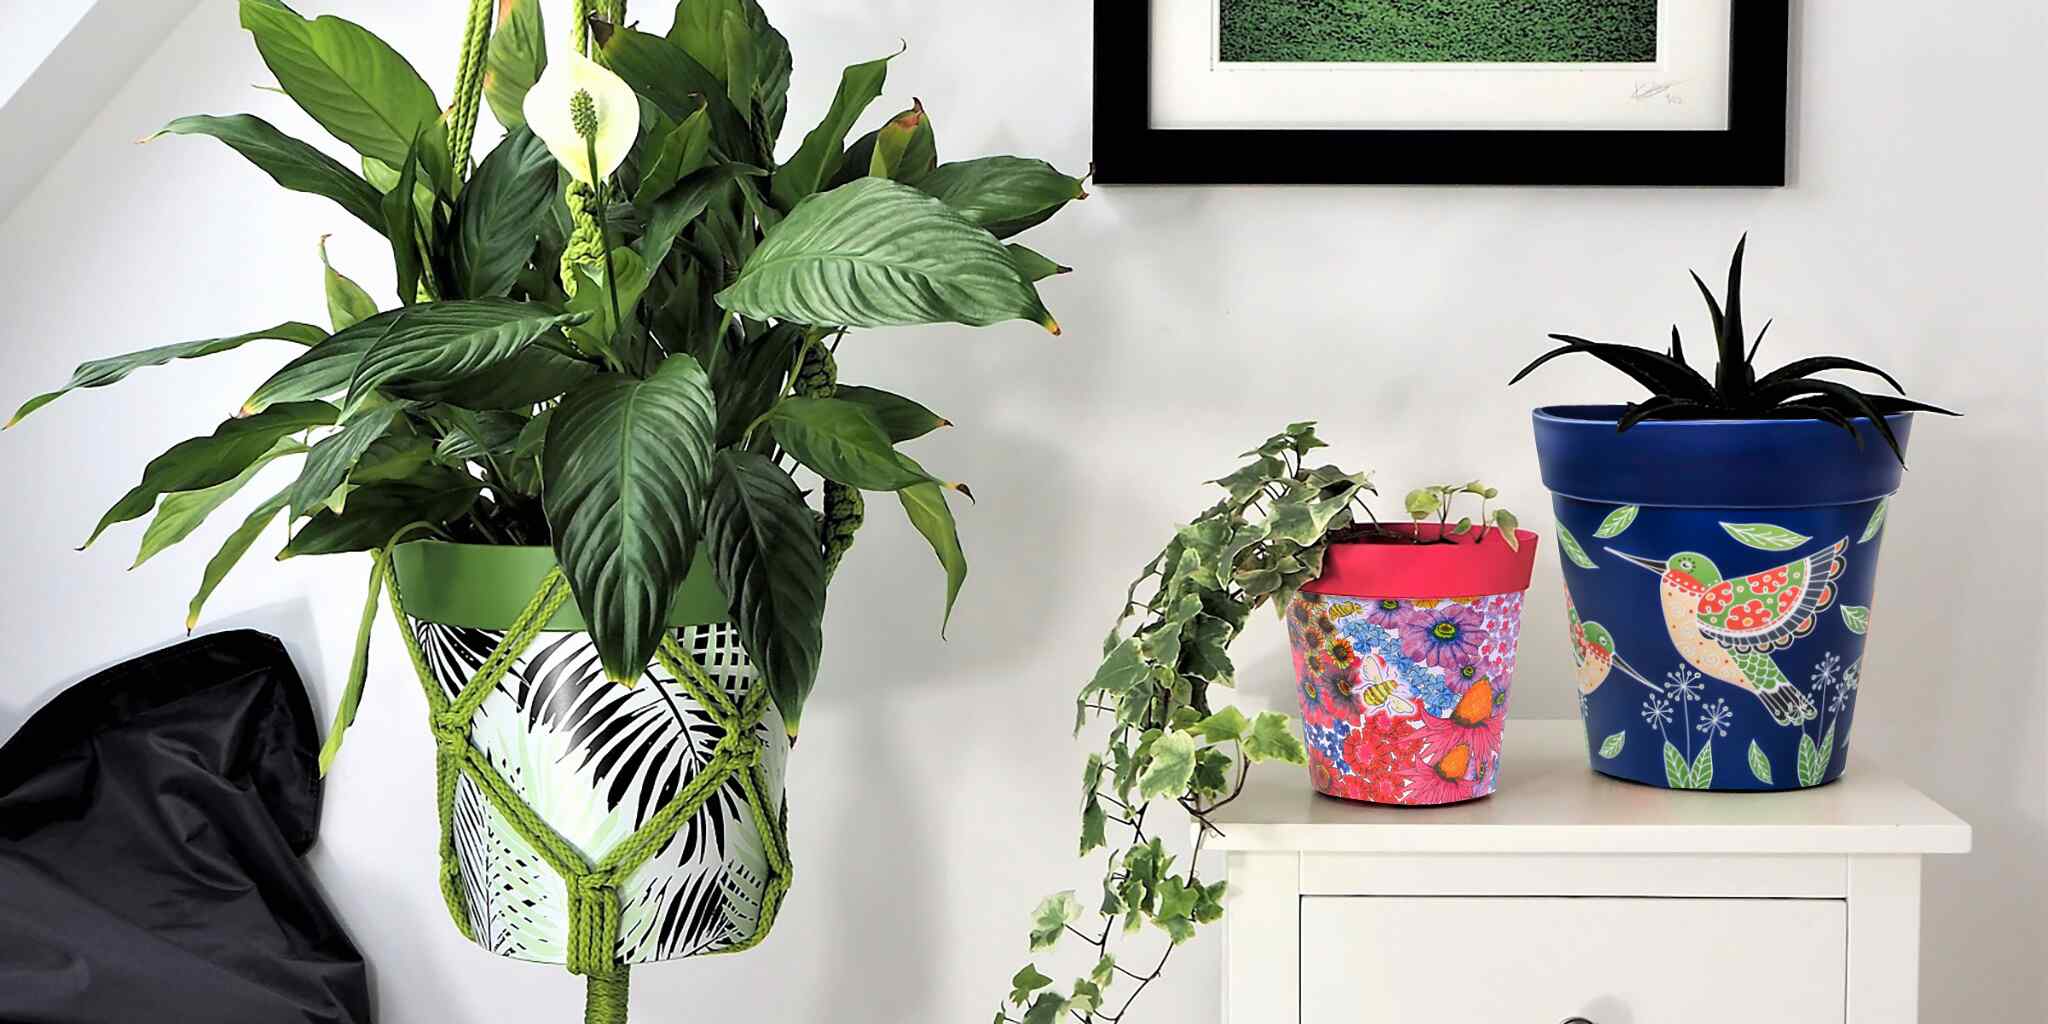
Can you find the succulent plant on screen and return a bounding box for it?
[1510,236,1956,464]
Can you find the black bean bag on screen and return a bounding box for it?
[0,630,370,1024]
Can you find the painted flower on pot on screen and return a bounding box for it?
[1418,677,1505,765]
[1409,742,1481,804]
[1402,603,1484,671]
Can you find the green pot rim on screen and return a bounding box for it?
[389,540,729,631]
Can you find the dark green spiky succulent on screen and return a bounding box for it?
[1511,236,1956,464]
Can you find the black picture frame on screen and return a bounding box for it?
[1094,2,1789,187]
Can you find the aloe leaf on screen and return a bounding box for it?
[542,358,717,682]
[915,156,1087,239]
[900,481,968,632]
[85,402,338,549]
[9,322,324,427]
[157,115,384,232]
[1755,356,1906,395]
[705,449,827,737]
[1721,235,1748,396]
[719,178,1055,331]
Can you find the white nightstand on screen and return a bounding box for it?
[1210,720,1970,1024]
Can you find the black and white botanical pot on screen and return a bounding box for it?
[392,541,790,965]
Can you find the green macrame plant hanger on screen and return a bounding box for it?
[368,5,790,1022]
[381,553,793,1024]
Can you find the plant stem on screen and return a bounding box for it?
[584,136,628,373]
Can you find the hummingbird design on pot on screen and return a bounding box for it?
[1565,588,1657,696]
[1605,539,1849,726]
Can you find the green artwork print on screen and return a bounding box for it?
[1219,0,1659,64]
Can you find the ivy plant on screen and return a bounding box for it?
[997,424,1520,1024]
[8,0,1084,751]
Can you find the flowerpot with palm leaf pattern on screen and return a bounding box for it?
[388,540,792,969]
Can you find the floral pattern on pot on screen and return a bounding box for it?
[1288,591,1525,805]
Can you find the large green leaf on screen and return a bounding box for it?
[711,324,800,448]
[156,115,384,233]
[133,438,303,568]
[600,27,749,155]
[186,489,289,630]
[382,131,427,303]
[705,449,826,737]
[283,404,403,517]
[719,178,1056,331]
[453,128,557,299]
[280,477,478,556]
[634,108,715,208]
[238,0,449,189]
[899,481,967,632]
[483,0,546,130]
[405,345,596,410]
[915,157,1085,239]
[669,0,745,83]
[9,322,323,427]
[343,301,589,404]
[834,385,948,442]
[84,402,337,549]
[764,397,937,491]
[542,358,717,682]
[768,51,893,208]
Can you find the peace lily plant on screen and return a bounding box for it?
[10,0,1084,764]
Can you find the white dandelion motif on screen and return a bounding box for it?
[1641,696,1674,728]
[1695,697,1732,737]
[1829,686,1852,713]
[1664,666,1703,703]
[1811,651,1841,689]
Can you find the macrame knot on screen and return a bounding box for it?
[430,714,470,758]
[565,873,624,976]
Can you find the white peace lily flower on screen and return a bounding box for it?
[522,51,640,186]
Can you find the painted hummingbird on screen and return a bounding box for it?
[1565,588,1657,696]
[1605,539,1849,726]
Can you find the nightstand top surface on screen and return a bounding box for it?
[1207,720,1970,854]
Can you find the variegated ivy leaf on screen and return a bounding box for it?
[1027,892,1082,952]
[1137,731,1198,799]
[1720,521,1814,551]
[1008,965,1053,1007]
[1244,711,1306,764]
[1592,504,1640,539]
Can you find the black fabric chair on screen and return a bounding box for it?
[0,630,371,1024]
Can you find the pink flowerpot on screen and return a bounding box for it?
[1288,524,1540,805]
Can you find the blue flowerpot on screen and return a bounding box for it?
[1532,406,1913,791]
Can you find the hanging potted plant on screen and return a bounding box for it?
[1514,238,1954,792]
[992,424,1533,1024]
[8,0,1083,1018]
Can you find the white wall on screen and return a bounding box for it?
[2,1,2043,1020]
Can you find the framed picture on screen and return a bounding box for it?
[1094,1,1789,186]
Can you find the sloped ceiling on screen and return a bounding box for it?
[0,0,202,224]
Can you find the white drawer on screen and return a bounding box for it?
[1299,896,1846,1024]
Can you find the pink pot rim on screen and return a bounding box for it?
[1302,522,1540,599]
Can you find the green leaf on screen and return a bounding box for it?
[320,239,378,330]
[765,397,940,491]
[280,478,476,557]
[769,51,893,207]
[1691,742,1714,789]
[722,178,1055,331]
[1592,505,1640,539]
[186,489,289,630]
[1599,730,1626,759]
[1859,498,1889,544]
[600,27,749,155]
[1747,739,1774,785]
[133,438,302,569]
[867,102,936,182]
[1557,523,1599,570]
[1080,639,1150,706]
[317,556,384,774]
[1720,521,1814,551]
[634,107,715,207]
[454,128,557,299]
[1244,711,1307,764]
[833,385,948,443]
[84,402,338,549]
[1009,965,1054,1007]
[1028,892,1081,952]
[567,248,654,354]
[156,114,384,233]
[1005,243,1070,283]
[1663,740,1691,789]
[238,0,448,189]
[483,0,546,130]
[543,359,716,682]
[1138,731,1198,799]
[382,131,426,303]
[1833,605,1871,637]
[899,482,968,633]
[1797,731,1824,787]
[706,449,828,738]
[1818,724,1836,780]
[284,404,402,518]
[1193,707,1250,744]
[1021,994,1067,1024]
[914,156,1086,239]
[1492,508,1521,551]
[343,301,589,405]
[8,322,324,428]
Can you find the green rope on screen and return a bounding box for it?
[793,344,865,578]
[380,548,788,1024]
[447,0,495,173]
[571,0,593,56]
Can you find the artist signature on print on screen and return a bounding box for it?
[1632,80,1684,103]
